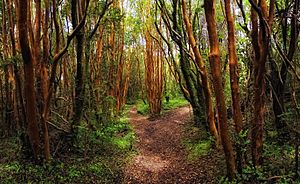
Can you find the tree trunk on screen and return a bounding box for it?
[72,0,86,130]
[271,0,299,138]
[41,0,51,161]
[156,0,207,131]
[224,0,244,173]
[7,0,21,131]
[249,0,275,166]
[224,0,243,134]
[181,0,220,144]
[17,0,41,162]
[2,0,13,136]
[204,0,236,179]
[144,31,163,117]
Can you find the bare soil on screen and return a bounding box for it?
[123,106,225,184]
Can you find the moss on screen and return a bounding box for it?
[183,139,212,161]
[111,132,135,150]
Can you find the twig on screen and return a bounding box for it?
[88,0,113,40]
[47,120,70,133]
[272,35,300,81]
[53,138,63,157]
[51,110,70,125]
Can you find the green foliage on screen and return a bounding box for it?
[88,162,105,174]
[219,176,238,184]
[223,71,232,105]
[162,97,189,110]
[136,100,149,115]
[240,165,266,182]
[182,125,212,161]
[0,54,22,69]
[0,137,21,161]
[278,105,300,127]
[0,162,21,184]
[111,132,135,150]
[183,139,212,161]
[234,128,250,154]
[219,165,267,183]
[0,159,117,183]
[0,105,135,183]
[136,97,189,115]
[68,165,83,178]
[263,142,295,177]
[95,119,135,151]
[219,139,297,183]
[73,110,135,155]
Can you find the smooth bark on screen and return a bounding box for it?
[17,0,41,162]
[181,0,219,144]
[204,0,236,179]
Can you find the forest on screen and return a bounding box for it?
[0,0,299,183]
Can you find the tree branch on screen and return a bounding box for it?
[88,0,113,40]
[53,0,91,63]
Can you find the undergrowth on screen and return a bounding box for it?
[182,125,212,161]
[183,139,212,161]
[137,97,189,115]
[0,112,136,183]
[219,132,299,184]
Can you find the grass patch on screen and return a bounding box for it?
[162,97,189,110]
[182,124,212,161]
[183,139,212,161]
[137,97,189,115]
[136,100,149,115]
[94,118,135,151]
[0,158,120,183]
[111,132,135,150]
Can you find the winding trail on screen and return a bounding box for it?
[123,106,224,184]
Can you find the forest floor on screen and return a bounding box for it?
[122,106,225,184]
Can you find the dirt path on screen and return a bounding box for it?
[122,106,225,184]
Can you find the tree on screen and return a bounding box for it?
[249,0,275,166]
[144,30,164,117]
[71,0,88,131]
[204,0,236,179]
[181,0,219,144]
[156,0,207,130]
[17,0,41,162]
[223,0,243,173]
[271,0,299,139]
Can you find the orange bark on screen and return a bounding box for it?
[224,0,243,134]
[17,0,41,162]
[204,0,236,179]
[224,0,244,173]
[249,0,275,166]
[144,31,163,116]
[181,0,220,145]
[41,0,50,161]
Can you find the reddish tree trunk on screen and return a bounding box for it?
[181,0,220,144]
[144,31,163,117]
[223,0,244,173]
[204,0,236,179]
[224,0,243,133]
[17,0,41,162]
[41,0,50,161]
[249,0,275,166]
